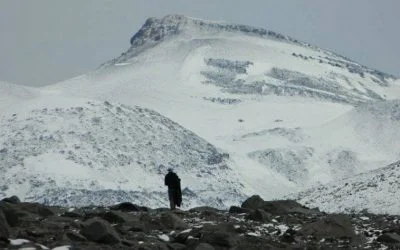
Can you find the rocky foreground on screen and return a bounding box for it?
[1,196,400,249]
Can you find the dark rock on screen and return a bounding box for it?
[245,209,271,222]
[62,209,85,218]
[137,241,169,250]
[299,214,357,241]
[102,211,126,224]
[261,200,315,215]
[195,243,215,250]
[237,235,286,249]
[83,207,109,219]
[377,233,400,243]
[197,210,221,222]
[242,196,318,215]
[174,229,191,243]
[161,212,187,230]
[207,152,223,165]
[280,228,296,243]
[81,217,121,244]
[0,201,23,226]
[138,212,164,232]
[229,206,250,214]
[168,242,187,250]
[0,238,10,248]
[202,222,238,234]
[2,195,21,204]
[110,202,140,212]
[202,231,238,247]
[19,202,55,217]
[0,209,10,239]
[189,206,221,213]
[241,195,265,210]
[26,228,49,237]
[64,231,87,242]
[121,239,139,247]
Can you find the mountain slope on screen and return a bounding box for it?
[291,160,400,214]
[40,15,400,203]
[0,81,39,111]
[3,15,399,209]
[0,97,247,208]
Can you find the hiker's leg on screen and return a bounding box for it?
[168,188,175,210]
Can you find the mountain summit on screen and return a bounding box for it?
[128,14,303,48]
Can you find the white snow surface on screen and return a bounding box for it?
[1,15,400,212]
[291,160,400,215]
[0,97,246,208]
[9,238,30,245]
[0,81,39,111]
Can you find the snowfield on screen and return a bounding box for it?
[0,81,39,112]
[291,160,400,214]
[0,97,247,208]
[1,15,400,212]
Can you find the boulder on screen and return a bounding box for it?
[174,229,191,244]
[2,195,20,204]
[18,202,54,217]
[195,243,215,250]
[377,233,400,243]
[0,201,23,226]
[102,211,126,224]
[199,223,238,248]
[202,231,238,248]
[64,231,87,242]
[62,209,85,218]
[241,195,265,210]
[261,200,316,215]
[228,206,250,214]
[189,206,221,213]
[299,214,357,241]
[121,239,139,248]
[81,217,121,244]
[161,212,187,230]
[168,242,187,250]
[0,209,10,239]
[110,202,141,212]
[245,209,271,222]
[280,228,297,243]
[241,196,317,215]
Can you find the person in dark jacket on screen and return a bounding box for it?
[164,168,182,210]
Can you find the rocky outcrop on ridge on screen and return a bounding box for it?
[1,195,400,249]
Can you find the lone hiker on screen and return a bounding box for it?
[164,168,182,210]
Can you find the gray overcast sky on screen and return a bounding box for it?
[0,0,399,86]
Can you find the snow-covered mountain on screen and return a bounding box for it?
[0,97,246,208]
[291,160,400,214]
[2,15,400,211]
[0,81,39,111]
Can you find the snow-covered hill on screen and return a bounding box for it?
[0,97,246,208]
[2,15,400,210]
[291,160,400,215]
[0,81,39,111]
